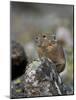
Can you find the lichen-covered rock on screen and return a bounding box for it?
[10,58,73,98]
[24,58,64,97]
[11,74,26,98]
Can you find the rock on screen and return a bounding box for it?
[24,58,64,97]
[10,57,73,98]
[11,41,28,80]
[10,74,26,98]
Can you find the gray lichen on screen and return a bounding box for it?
[11,58,73,98]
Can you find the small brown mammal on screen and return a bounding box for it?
[34,33,66,73]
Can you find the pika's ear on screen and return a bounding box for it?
[32,32,40,42]
[33,32,42,38]
[50,33,56,41]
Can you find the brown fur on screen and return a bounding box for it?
[34,33,65,73]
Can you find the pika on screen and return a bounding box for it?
[34,32,66,73]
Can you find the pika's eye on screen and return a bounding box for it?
[43,35,46,38]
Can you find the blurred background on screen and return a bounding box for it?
[10,2,74,85]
